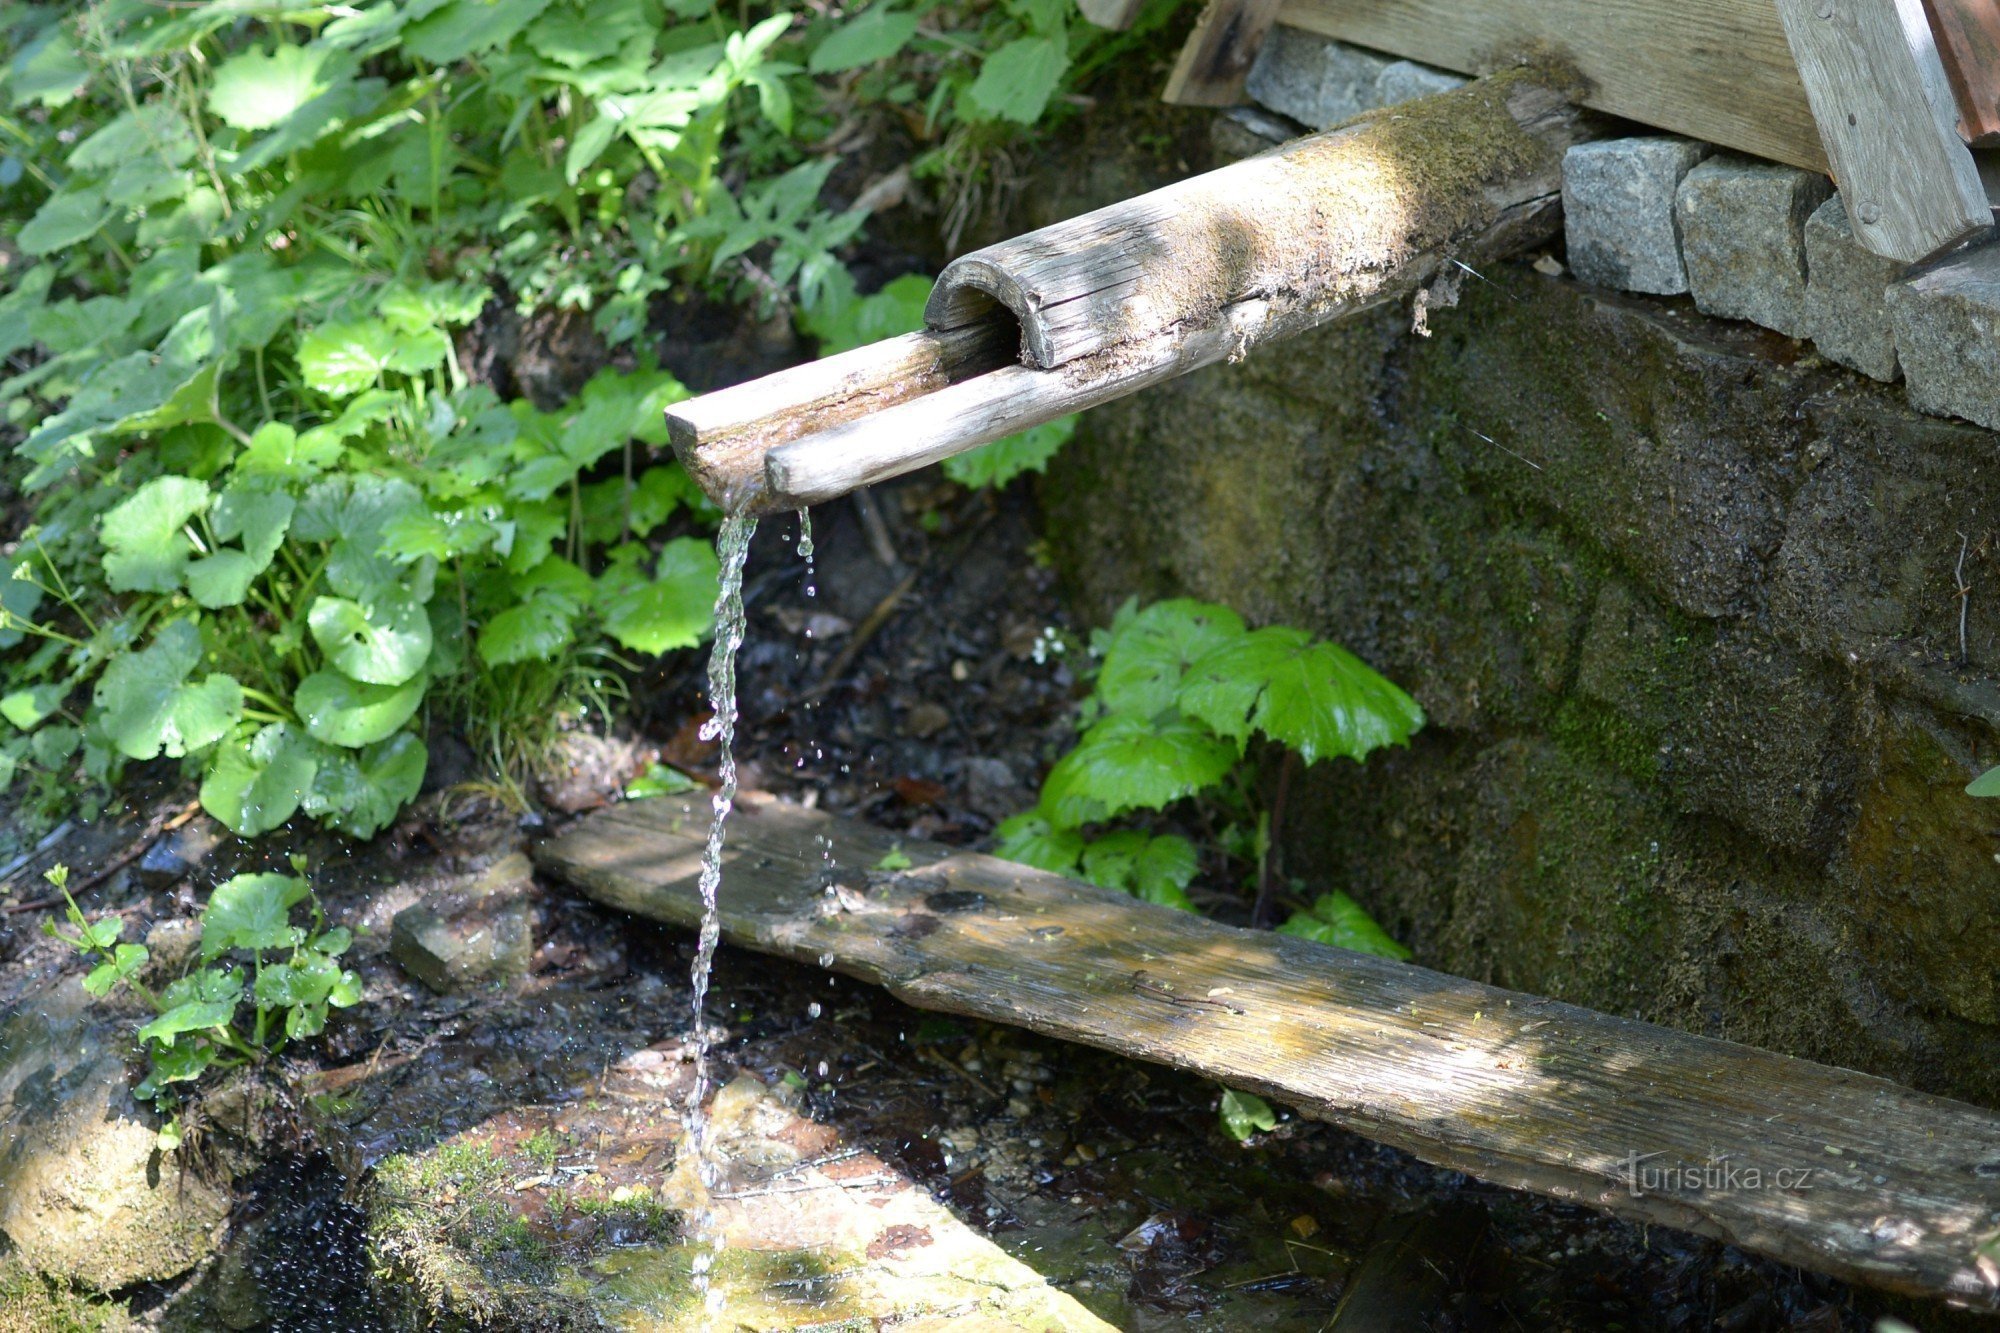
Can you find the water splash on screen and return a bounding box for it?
[796,507,815,599]
[685,508,757,1313]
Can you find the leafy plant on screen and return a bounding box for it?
[41,859,360,1142]
[1217,1087,1276,1142]
[995,598,1424,933]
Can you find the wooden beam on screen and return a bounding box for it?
[1161,0,1285,106]
[671,67,1593,510]
[1270,0,1830,174]
[534,796,2000,1309]
[1925,0,2000,145]
[1775,0,1990,262]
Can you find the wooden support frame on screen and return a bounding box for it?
[536,795,2000,1309]
[1924,0,2000,145]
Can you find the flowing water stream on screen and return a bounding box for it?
[683,507,759,1313]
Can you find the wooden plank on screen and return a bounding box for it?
[673,69,1592,509]
[536,795,2000,1309]
[1271,0,1830,174]
[1161,0,1285,106]
[1776,0,1990,261]
[1926,0,2000,145]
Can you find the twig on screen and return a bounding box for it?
[0,819,75,890]
[1463,423,1542,471]
[794,571,919,703]
[0,799,201,914]
[850,487,902,571]
[1956,531,1972,667]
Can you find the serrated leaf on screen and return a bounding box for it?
[598,536,718,655]
[101,475,209,593]
[208,45,347,131]
[308,592,433,686]
[1276,891,1412,960]
[527,0,653,68]
[1080,830,1197,911]
[298,319,446,398]
[303,731,426,837]
[1098,599,1245,719]
[478,595,578,665]
[201,872,310,957]
[403,0,556,63]
[18,185,114,255]
[966,36,1067,124]
[1042,714,1238,827]
[1179,627,1423,765]
[200,722,320,836]
[138,998,237,1048]
[253,948,342,1009]
[295,669,426,748]
[942,416,1074,490]
[1218,1088,1277,1142]
[992,809,1083,875]
[237,421,343,481]
[83,943,150,997]
[93,619,243,760]
[809,7,918,72]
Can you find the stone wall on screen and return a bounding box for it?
[1042,257,2000,1106]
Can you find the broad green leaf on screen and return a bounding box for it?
[1968,765,2000,798]
[295,669,426,748]
[93,619,243,760]
[992,809,1083,875]
[1179,627,1424,765]
[1080,831,1197,911]
[296,475,430,603]
[200,722,320,836]
[527,0,654,68]
[298,319,446,397]
[308,592,433,686]
[1098,599,1245,719]
[0,684,64,731]
[101,475,209,593]
[800,272,931,355]
[1218,1088,1277,1141]
[9,22,90,108]
[809,7,919,72]
[303,732,427,838]
[138,998,238,1048]
[237,421,343,481]
[17,185,114,255]
[598,536,718,655]
[208,45,347,130]
[253,948,342,1009]
[967,36,1067,124]
[0,554,45,652]
[942,416,1074,490]
[186,484,296,608]
[626,762,698,799]
[479,594,578,665]
[136,1042,215,1099]
[1041,714,1238,827]
[202,872,310,957]
[1276,891,1412,960]
[403,0,556,63]
[83,943,150,997]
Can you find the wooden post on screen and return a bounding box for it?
[668,64,1595,511]
[1160,0,1286,106]
[1924,0,2000,146]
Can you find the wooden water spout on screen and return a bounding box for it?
[667,61,1598,512]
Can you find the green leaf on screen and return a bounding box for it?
[136,1042,216,1101]
[1041,714,1238,826]
[308,592,433,686]
[17,185,114,255]
[992,809,1083,875]
[200,722,321,836]
[237,421,342,482]
[1179,627,1424,765]
[809,7,919,72]
[1218,1088,1277,1142]
[298,319,447,398]
[187,485,296,608]
[967,36,1068,124]
[527,0,654,68]
[201,872,310,957]
[93,619,244,760]
[1276,891,1411,960]
[598,537,719,655]
[138,998,238,1048]
[83,943,150,997]
[295,670,427,748]
[1,685,65,731]
[1098,599,1246,718]
[253,948,342,1009]
[101,475,210,593]
[1080,831,1197,911]
[303,732,427,838]
[478,594,578,666]
[208,45,347,131]
[626,762,698,799]
[875,843,913,871]
[403,0,556,63]
[943,416,1074,490]
[1968,764,2000,797]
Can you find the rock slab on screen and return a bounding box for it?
[1676,154,1832,337]
[1562,137,1709,295]
[389,852,537,994]
[1887,240,2000,429]
[1803,194,1905,382]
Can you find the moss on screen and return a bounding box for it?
[1549,696,1659,783]
[0,1268,135,1333]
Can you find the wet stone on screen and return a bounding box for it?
[134,816,223,889]
[1676,153,1832,337]
[1803,194,1903,382]
[389,852,537,994]
[1562,136,1709,295]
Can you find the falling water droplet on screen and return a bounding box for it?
[818,951,835,968]
[797,507,816,599]
[807,1002,822,1019]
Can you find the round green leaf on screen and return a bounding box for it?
[208,45,347,131]
[101,475,210,593]
[303,732,427,838]
[992,809,1084,875]
[308,592,433,686]
[93,619,243,760]
[201,872,310,957]
[295,669,426,748]
[598,536,719,655]
[200,722,321,836]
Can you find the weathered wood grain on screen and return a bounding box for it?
[535,795,2000,1308]
[665,323,1015,511]
[1925,0,2000,145]
[927,66,1591,369]
[1272,0,1829,174]
[1161,0,1286,106]
[1776,0,1990,261]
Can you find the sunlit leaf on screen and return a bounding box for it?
[1276,891,1412,960]
[201,872,310,957]
[1179,627,1424,765]
[809,6,918,72]
[1041,714,1238,827]
[208,45,348,130]
[100,475,209,593]
[1097,599,1245,719]
[1218,1088,1277,1142]
[93,619,243,760]
[200,722,319,836]
[992,808,1083,875]
[967,36,1067,124]
[598,537,717,655]
[308,591,433,686]
[295,669,427,748]
[942,416,1074,490]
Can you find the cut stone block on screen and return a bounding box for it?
[390,852,537,993]
[1803,194,1903,382]
[1562,136,1711,295]
[1675,154,1833,338]
[1245,27,1388,130]
[1375,59,1465,105]
[1887,241,2000,429]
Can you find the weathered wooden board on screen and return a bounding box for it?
[1776,0,1989,261]
[1926,0,2000,145]
[1161,0,1286,106]
[1269,0,1829,174]
[535,795,2000,1308]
